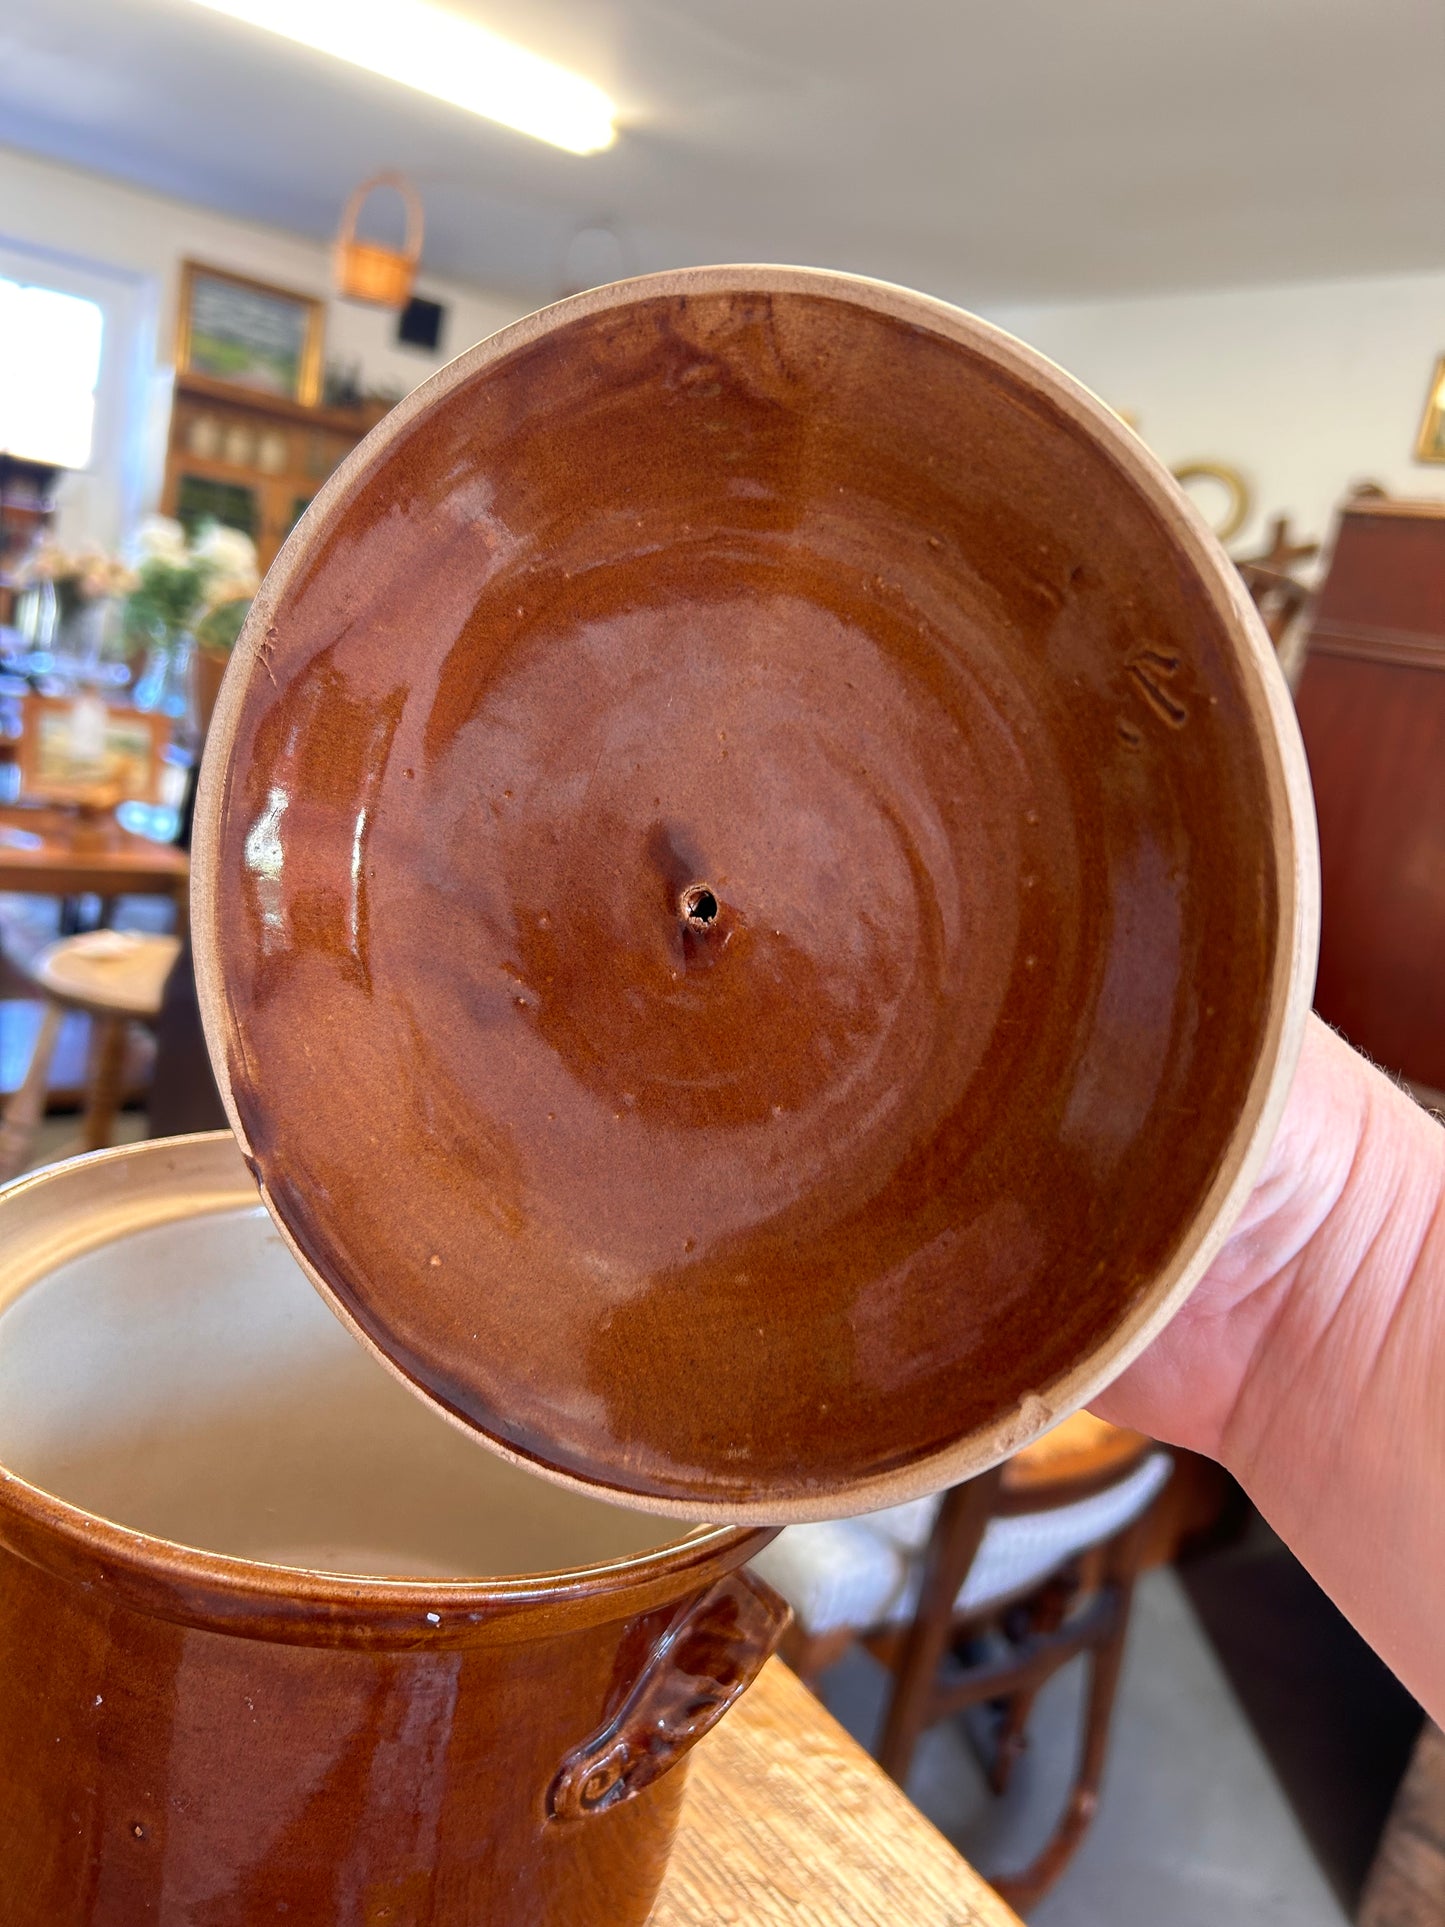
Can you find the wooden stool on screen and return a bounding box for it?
[0,932,182,1180]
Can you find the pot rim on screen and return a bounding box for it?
[193,264,1319,1524]
[0,1134,767,1648]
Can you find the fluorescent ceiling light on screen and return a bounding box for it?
[187,0,618,153]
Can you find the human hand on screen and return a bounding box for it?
[1092,1013,1445,1718]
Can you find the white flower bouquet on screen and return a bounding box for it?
[15,541,137,621]
[124,517,260,654]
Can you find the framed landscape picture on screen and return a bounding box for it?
[1414,356,1445,464]
[176,262,324,406]
[19,696,169,808]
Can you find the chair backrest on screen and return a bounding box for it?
[753,1417,1172,1688]
[996,1411,1154,1515]
[898,1417,1169,1654]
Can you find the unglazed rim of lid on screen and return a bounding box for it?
[192,264,1319,1526]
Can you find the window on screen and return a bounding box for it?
[0,278,105,470]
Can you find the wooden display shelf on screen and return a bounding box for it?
[174,372,393,438]
[163,377,395,572]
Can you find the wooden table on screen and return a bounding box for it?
[0,807,188,902]
[654,1658,1021,1926]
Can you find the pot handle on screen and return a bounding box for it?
[549,1568,789,1821]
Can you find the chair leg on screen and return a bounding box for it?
[990,1516,1149,1912]
[780,1624,855,1689]
[876,1466,1005,1787]
[989,1573,1076,1795]
[0,1000,64,1182]
[80,1015,128,1153]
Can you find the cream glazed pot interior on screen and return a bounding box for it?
[0,1133,706,1577]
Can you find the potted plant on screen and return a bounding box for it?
[124,518,258,733]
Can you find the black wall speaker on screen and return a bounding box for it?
[397,296,445,353]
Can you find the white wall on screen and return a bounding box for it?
[6,136,1444,571]
[0,144,526,550]
[983,270,1445,562]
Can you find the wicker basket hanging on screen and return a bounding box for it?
[334,174,425,309]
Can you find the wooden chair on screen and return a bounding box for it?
[1235,514,1319,652]
[752,1416,1172,1910]
[0,930,181,1179]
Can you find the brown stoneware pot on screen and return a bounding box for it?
[0,1134,784,1927]
[193,265,1317,1522]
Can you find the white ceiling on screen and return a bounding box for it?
[2,0,1444,308]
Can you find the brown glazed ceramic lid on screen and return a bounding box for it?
[192,267,1317,1524]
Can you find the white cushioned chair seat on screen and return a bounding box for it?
[751,1450,1173,1638]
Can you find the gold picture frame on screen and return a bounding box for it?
[19,697,169,808]
[1414,356,1445,464]
[175,261,324,407]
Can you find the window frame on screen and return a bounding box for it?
[0,237,157,552]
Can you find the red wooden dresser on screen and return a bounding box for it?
[1294,496,1445,1091]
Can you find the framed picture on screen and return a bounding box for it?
[19,696,169,808]
[1414,357,1445,464]
[175,262,324,406]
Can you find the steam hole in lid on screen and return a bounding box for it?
[680,884,719,928]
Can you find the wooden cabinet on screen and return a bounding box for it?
[161,374,391,573]
[0,456,58,625]
[1294,498,1445,1091]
